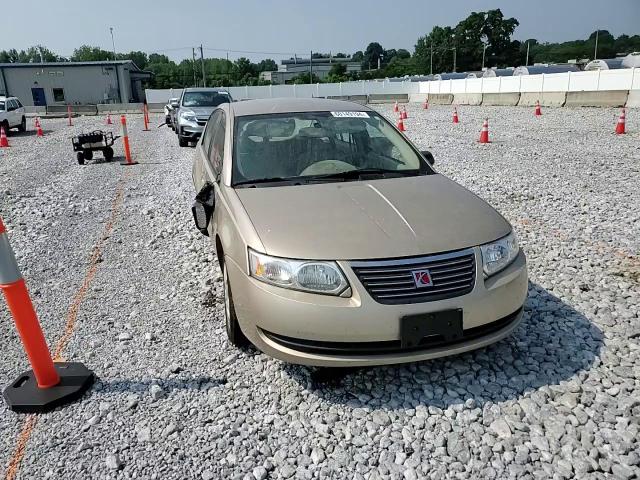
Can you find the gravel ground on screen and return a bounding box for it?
[0,105,638,480]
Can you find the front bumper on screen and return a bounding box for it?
[178,120,204,139]
[225,248,528,367]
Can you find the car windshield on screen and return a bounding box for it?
[233,111,427,186]
[182,91,230,107]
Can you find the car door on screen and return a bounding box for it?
[207,111,227,238]
[6,100,17,127]
[193,110,222,192]
[15,99,25,126]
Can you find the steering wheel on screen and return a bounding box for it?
[300,160,356,176]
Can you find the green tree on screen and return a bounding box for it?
[326,63,348,83]
[363,42,384,69]
[118,51,149,69]
[71,45,113,61]
[257,58,277,72]
[290,72,321,84]
[414,26,455,74]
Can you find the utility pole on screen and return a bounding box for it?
[200,44,206,87]
[482,43,487,70]
[430,44,433,75]
[226,51,229,86]
[452,47,457,73]
[192,48,197,86]
[594,30,599,60]
[525,41,530,66]
[309,50,313,84]
[110,27,116,60]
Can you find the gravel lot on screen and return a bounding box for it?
[0,105,638,480]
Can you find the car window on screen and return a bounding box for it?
[0,101,5,111]
[6,100,16,111]
[202,110,221,157]
[182,91,231,108]
[208,112,226,175]
[233,111,425,185]
[15,99,23,108]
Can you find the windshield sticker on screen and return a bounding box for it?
[330,112,370,118]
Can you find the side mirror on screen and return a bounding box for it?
[170,101,179,109]
[192,183,215,236]
[421,150,435,166]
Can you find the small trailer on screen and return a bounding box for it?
[72,131,119,165]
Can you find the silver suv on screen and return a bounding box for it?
[176,88,232,147]
[0,96,26,134]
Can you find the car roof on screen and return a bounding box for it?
[230,98,374,117]
[182,88,230,93]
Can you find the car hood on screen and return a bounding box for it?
[235,174,511,260]
[182,107,215,117]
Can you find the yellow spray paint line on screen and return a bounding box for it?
[4,168,131,480]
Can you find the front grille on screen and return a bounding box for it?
[351,249,476,304]
[196,119,208,126]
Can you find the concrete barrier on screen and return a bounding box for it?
[518,92,567,107]
[97,103,145,114]
[327,95,368,105]
[565,90,628,107]
[481,93,521,106]
[408,93,428,103]
[47,105,98,115]
[24,106,46,115]
[368,93,409,104]
[148,102,165,113]
[452,93,482,106]
[427,94,454,105]
[626,90,640,108]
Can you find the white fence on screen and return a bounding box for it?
[146,68,639,103]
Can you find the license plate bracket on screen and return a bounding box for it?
[400,309,463,348]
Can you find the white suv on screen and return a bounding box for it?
[0,96,26,134]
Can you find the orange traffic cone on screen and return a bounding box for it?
[36,120,44,137]
[423,99,429,110]
[106,113,113,125]
[615,108,626,135]
[453,107,459,124]
[401,107,408,119]
[535,100,542,116]
[394,101,399,113]
[397,116,406,132]
[0,126,9,147]
[478,119,490,144]
[34,117,40,129]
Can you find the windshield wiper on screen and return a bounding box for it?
[304,168,420,181]
[233,176,302,187]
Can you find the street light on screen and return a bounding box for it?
[109,27,116,60]
[481,43,488,70]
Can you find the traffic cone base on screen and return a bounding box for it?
[3,362,94,413]
[397,118,406,132]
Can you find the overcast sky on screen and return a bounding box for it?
[5,0,639,62]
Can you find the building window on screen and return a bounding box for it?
[52,88,65,102]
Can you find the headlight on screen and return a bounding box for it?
[249,249,349,295]
[480,231,519,277]
[180,110,196,121]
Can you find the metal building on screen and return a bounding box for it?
[0,60,152,107]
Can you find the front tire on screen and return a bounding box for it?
[223,263,249,348]
[18,117,26,132]
[76,152,85,165]
[178,132,189,147]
